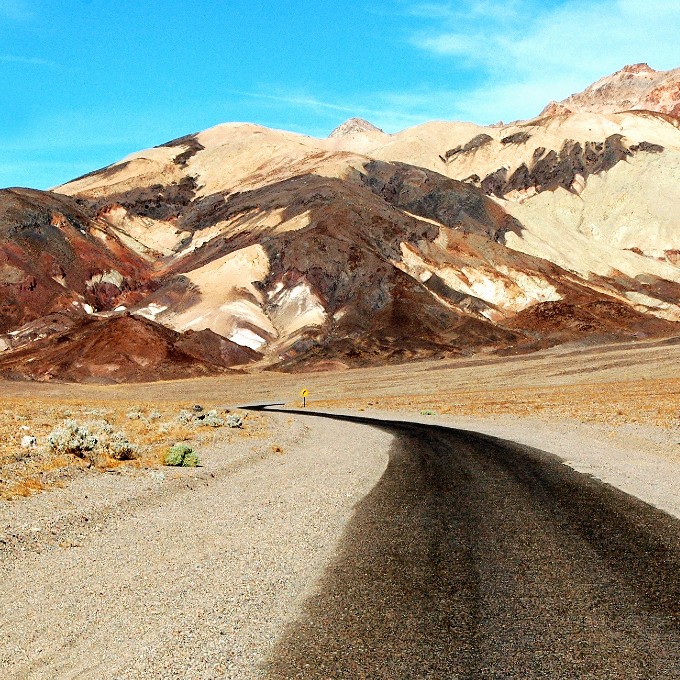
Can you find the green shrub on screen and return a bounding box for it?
[420,409,437,416]
[183,449,200,467]
[164,444,200,467]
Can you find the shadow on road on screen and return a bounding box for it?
[244,406,680,679]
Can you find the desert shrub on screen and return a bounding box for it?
[47,419,138,461]
[183,449,200,466]
[83,419,113,435]
[126,408,144,420]
[102,431,138,460]
[148,409,162,421]
[84,408,111,418]
[202,410,224,427]
[420,409,437,416]
[47,420,98,457]
[226,414,243,428]
[164,444,200,467]
[177,409,194,425]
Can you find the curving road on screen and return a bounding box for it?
[246,407,680,679]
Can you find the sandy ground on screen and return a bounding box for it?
[0,338,678,676]
[0,414,391,678]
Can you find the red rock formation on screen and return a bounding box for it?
[541,63,680,117]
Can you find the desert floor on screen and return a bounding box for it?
[1,338,679,677]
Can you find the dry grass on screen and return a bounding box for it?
[316,377,680,430]
[1,338,678,498]
[0,399,269,501]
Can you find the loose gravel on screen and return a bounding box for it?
[0,413,391,679]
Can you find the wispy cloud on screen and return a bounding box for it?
[227,89,432,134]
[408,0,680,121]
[0,55,59,68]
[0,0,32,20]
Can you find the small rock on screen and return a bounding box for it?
[21,435,37,449]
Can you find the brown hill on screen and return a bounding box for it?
[0,314,259,383]
[541,63,680,117]
[0,188,153,333]
[0,64,674,380]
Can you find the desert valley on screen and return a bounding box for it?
[1,59,680,678]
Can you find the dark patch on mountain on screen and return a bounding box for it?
[629,141,664,153]
[501,131,532,145]
[156,132,206,167]
[443,134,493,161]
[358,160,522,242]
[480,134,644,197]
[82,176,198,221]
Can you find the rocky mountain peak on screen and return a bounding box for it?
[620,63,655,75]
[540,63,680,117]
[329,118,385,138]
[540,101,573,117]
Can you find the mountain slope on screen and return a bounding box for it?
[0,314,258,383]
[0,63,676,379]
[0,188,153,333]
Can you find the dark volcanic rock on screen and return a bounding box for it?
[443,134,493,160]
[501,131,532,145]
[156,132,206,167]
[359,160,522,242]
[480,134,647,197]
[82,176,198,221]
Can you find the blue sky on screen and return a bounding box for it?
[1,0,678,189]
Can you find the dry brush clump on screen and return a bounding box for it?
[0,398,261,500]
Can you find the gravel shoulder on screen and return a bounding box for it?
[0,413,391,679]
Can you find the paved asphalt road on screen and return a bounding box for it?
[246,407,680,679]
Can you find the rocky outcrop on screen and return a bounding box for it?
[541,63,680,117]
[476,135,662,197]
[156,132,206,167]
[358,160,521,242]
[329,118,385,138]
[441,134,493,162]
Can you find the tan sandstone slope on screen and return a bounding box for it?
[0,63,676,379]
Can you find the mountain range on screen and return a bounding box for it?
[0,64,678,382]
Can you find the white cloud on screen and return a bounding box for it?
[408,0,680,121]
[0,55,59,68]
[227,89,430,135]
[0,0,31,20]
